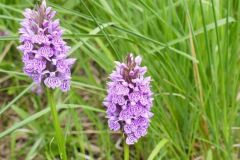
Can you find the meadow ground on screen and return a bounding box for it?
[0,0,240,159]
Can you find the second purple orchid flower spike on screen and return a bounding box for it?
[104,54,153,145]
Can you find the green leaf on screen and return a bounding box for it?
[147,139,168,160]
[0,83,34,115]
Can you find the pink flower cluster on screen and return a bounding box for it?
[17,0,75,92]
[104,54,153,144]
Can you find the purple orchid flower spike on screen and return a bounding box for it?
[104,54,153,145]
[17,0,75,92]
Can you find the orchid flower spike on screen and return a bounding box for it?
[18,0,75,92]
[104,54,153,145]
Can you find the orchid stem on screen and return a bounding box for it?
[124,138,129,160]
[47,89,67,160]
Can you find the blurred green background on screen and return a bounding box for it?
[0,0,240,159]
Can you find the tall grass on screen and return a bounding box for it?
[0,0,239,159]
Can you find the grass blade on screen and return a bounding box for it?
[0,83,34,115]
[147,139,168,160]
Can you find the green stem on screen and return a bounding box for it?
[124,139,129,160]
[47,89,67,160]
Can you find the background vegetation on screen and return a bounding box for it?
[0,0,240,159]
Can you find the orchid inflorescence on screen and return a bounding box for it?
[104,54,153,144]
[17,0,75,92]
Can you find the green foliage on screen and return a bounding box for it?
[0,0,239,159]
